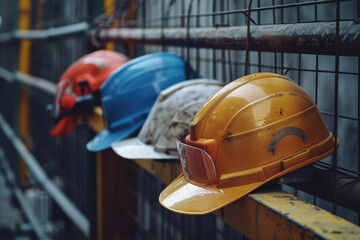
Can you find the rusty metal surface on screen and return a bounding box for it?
[214,189,360,240]
[246,190,360,240]
[93,21,360,56]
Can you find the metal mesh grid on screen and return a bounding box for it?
[0,0,22,180]
[0,0,97,239]
[28,1,96,238]
[108,0,360,236]
[0,0,359,239]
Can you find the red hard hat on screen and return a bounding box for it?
[51,50,128,137]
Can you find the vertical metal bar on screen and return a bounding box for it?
[181,0,185,58]
[212,0,216,80]
[298,54,301,85]
[257,0,261,73]
[96,2,117,238]
[272,0,277,74]
[220,0,226,82]
[358,0,360,227]
[358,54,360,225]
[227,50,233,83]
[332,0,341,214]
[141,0,146,54]
[96,152,103,240]
[314,1,319,104]
[18,0,32,184]
[186,0,194,80]
[292,0,301,198]
[226,0,233,82]
[161,0,165,52]
[244,0,253,76]
[296,0,301,85]
[196,0,201,72]
[280,0,284,76]
[233,0,239,79]
[313,0,319,207]
[104,0,115,50]
[296,0,300,22]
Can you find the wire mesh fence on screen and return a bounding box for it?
[105,0,360,237]
[0,0,96,239]
[0,0,359,239]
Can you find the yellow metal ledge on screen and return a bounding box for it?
[88,112,360,240]
[216,191,360,240]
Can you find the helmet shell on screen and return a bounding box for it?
[51,50,128,137]
[159,73,337,215]
[190,73,333,181]
[86,52,201,152]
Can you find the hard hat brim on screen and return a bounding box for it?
[159,138,336,215]
[159,174,263,215]
[111,137,178,160]
[86,121,143,152]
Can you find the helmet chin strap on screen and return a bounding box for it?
[52,95,96,124]
[78,80,92,95]
[53,80,97,124]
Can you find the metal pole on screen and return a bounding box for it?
[0,22,89,43]
[0,152,49,240]
[14,71,56,95]
[93,21,360,56]
[0,67,56,95]
[18,0,32,184]
[0,113,90,237]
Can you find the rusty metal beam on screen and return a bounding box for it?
[92,21,360,56]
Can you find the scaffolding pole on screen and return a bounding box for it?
[92,21,360,56]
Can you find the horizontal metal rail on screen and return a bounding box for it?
[14,72,56,95]
[218,189,360,240]
[132,158,360,239]
[0,66,13,82]
[0,149,49,240]
[92,21,360,56]
[0,22,88,43]
[0,113,90,237]
[0,67,56,95]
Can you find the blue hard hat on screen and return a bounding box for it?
[86,52,200,151]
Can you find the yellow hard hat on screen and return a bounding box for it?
[159,73,338,215]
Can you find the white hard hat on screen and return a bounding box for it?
[111,79,222,159]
